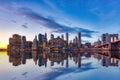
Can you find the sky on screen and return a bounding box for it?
[0,0,120,48]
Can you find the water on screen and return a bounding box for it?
[0,51,120,80]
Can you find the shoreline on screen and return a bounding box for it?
[0,49,7,52]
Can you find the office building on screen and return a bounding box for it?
[32,35,38,50]
[101,33,110,44]
[38,33,44,47]
[21,36,26,49]
[51,34,54,39]
[66,32,69,47]
[78,32,81,48]
[61,34,64,40]
[8,34,21,51]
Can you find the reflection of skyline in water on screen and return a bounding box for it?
[8,50,82,68]
[7,50,120,68]
[94,51,120,67]
[1,51,120,80]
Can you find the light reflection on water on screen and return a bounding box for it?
[0,51,120,80]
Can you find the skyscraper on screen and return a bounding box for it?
[77,53,81,68]
[44,33,48,48]
[78,32,81,48]
[45,33,47,39]
[75,36,78,45]
[10,34,21,51]
[61,34,64,40]
[32,35,38,50]
[21,36,26,49]
[101,33,111,44]
[66,32,69,47]
[51,34,54,39]
[38,33,44,47]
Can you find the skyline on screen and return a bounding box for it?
[1,0,120,48]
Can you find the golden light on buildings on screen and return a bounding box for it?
[48,37,66,47]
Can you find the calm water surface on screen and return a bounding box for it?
[0,51,120,80]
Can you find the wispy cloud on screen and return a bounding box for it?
[43,0,56,10]
[89,0,120,23]
[22,23,28,28]
[43,0,63,14]
[15,7,98,38]
[22,24,28,28]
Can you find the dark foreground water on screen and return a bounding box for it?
[0,51,120,80]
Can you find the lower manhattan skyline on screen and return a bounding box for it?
[1,0,120,48]
[1,1,120,80]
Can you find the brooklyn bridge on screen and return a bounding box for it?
[95,34,120,51]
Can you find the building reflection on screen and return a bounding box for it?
[94,51,120,67]
[77,53,81,68]
[66,52,69,68]
[7,50,83,68]
[48,52,67,66]
[7,50,120,68]
[21,52,26,64]
[8,50,32,66]
[21,51,32,64]
[32,51,38,65]
[38,51,47,67]
[8,50,21,66]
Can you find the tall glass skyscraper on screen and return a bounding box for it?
[66,32,69,47]
[21,36,26,49]
[78,32,81,48]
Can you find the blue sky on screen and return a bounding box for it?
[0,0,120,47]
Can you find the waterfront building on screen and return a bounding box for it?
[61,34,64,40]
[44,33,48,47]
[51,34,54,39]
[38,33,44,48]
[75,36,78,45]
[48,37,67,52]
[32,35,38,50]
[21,36,26,49]
[101,33,119,44]
[78,32,81,48]
[66,32,69,47]
[8,34,21,51]
[12,34,21,48]
[42,39,47,49]
[45,33,47,39]
[85,42,92,48]
[73,38,75,44]
[69,40,73,48]
[101,33,110,44]
[38,33,48,49]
